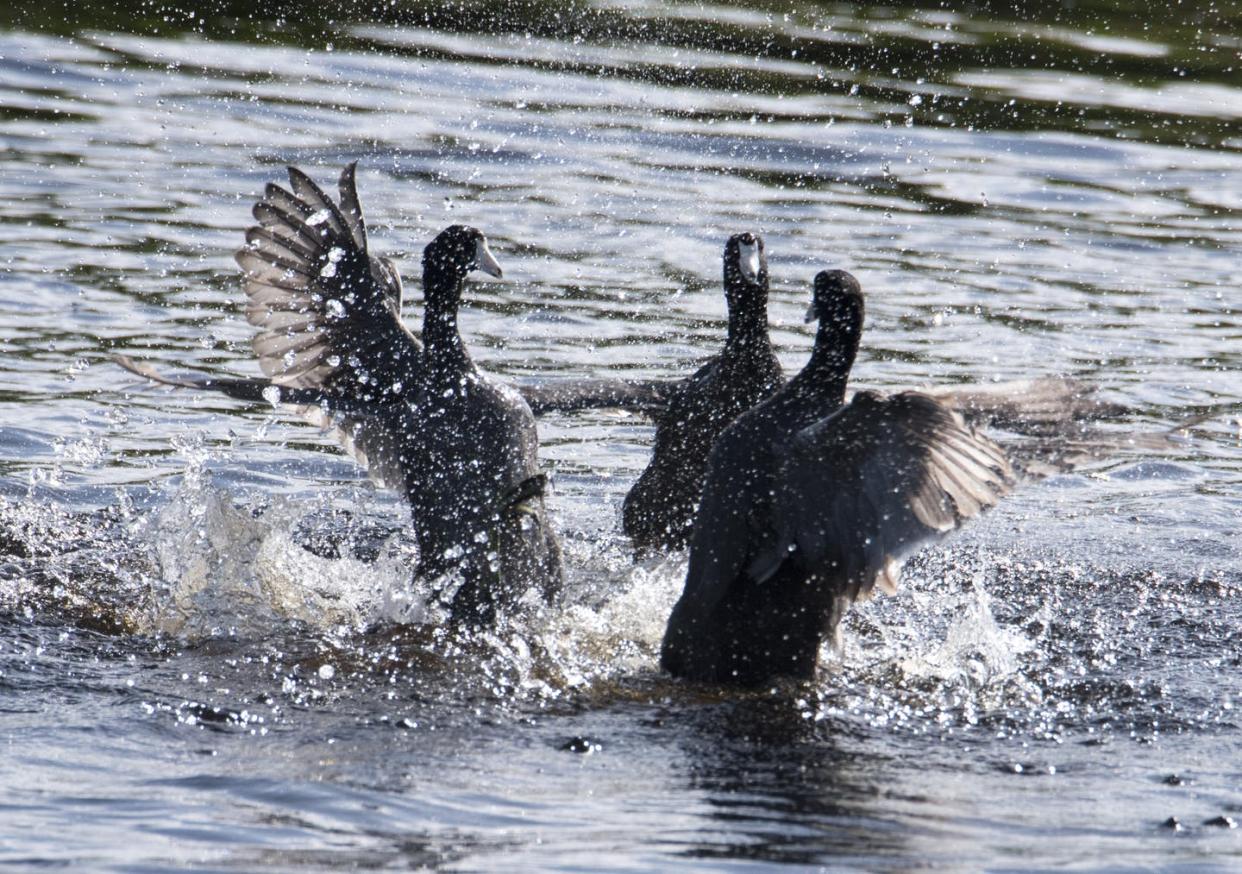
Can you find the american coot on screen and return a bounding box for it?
[398,224,563,621]
[141,165,563,623]
[622,232,784,552]
[660,270,1014,685]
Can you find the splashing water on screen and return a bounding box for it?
[1,1,1240,869]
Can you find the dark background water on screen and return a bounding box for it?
[1,1,1240,870]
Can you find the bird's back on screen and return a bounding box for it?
[623,347,782,551]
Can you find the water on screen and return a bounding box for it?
[2,1,1241,869]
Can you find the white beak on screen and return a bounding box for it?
[475,237,503,278]
[738,239,761,283]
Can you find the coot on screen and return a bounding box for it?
[622,232,783,552]
[660,270,1014,684]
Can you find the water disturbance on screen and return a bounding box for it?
[1,1,1240,869]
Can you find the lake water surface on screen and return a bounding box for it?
[1,1,1240,870]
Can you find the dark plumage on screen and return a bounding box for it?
[660,270,1014,685]
[171,165,561,622]
[518,378,668,416]
[398,224,562,621]
[239,163,418,401]
[622,232,783,552]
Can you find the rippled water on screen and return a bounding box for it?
[2,2,1240,869]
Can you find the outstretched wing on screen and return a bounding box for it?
[924,377,1127,434]
[236,163,421,400]
[115,355,297,403]
[752,391,1014,602]
[115,355,415,492]
[515,377,669,416]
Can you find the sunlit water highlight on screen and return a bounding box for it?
[1,3,1240,870]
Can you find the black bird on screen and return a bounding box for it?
[151,165,562,622]
[395,225,563,620]
[660,270,1014,685]
[622,232,784,552]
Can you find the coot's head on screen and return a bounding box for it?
[723,232,767,303]
[806,269,864,335]
[423,225,503,301]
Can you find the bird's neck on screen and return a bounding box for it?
[723,286,770,356]
[421,277,474,375]
[794,322,859,406]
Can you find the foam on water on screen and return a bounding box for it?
[138,485,425,637]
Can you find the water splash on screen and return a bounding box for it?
[131,474,427,639]
[894,583,1035,698]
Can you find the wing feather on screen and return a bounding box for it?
[925,376,1127,433]
[286,166,353,241]
[337,162,369,252]
[260,182,315,220]
[234,164,423,399]
[253,201,324,251]
[244,225,320,263]
[516,377,669,416]
[234,248,314,282]
[243,289,305,315]
[758,391,1014,603]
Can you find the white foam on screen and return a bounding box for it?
[129,473,425,639]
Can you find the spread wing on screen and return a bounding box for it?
[236,163,421,400]
[751,391,1014,602]
[515,377,669,416]
[115,355,416,492]
[924,377,1127,434]
[115,355,296,403]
